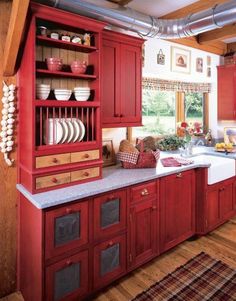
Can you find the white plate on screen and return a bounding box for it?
[72,119,80,142]
[77,119,85,142]
[47,119,64,145]
[60,119,69,143]
[66,120,74,143]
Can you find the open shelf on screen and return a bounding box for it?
[36,69,97,79]
[36,35,98,53]
[35,100,100,107]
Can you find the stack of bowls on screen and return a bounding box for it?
[36,84,50,100]
[74,87,90,101]
[46,57,63,72]
[54,89,72,101]
[70,60,87,74]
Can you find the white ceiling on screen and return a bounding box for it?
[127,0,199,17]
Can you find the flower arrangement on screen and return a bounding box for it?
[177,121,203,143]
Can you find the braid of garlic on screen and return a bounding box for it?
[0,81,16,166]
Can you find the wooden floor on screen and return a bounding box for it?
[1,217,235,301]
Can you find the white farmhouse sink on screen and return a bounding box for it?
[193,155,235,184]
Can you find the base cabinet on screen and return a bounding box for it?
[160,170,195,252]
[46,251,89,301]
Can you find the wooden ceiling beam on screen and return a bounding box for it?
[227,42,236,52]
[198,24,236,44]
[107,0,133,6]
[3,0,30,77]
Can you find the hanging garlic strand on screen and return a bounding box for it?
[0,81,16,166]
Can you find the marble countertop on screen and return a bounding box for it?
[16,146,236,209]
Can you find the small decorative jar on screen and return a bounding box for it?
[83,33,91,46]
[71,36,82,44]
[38,26,47,36]
[50,32,59,40]
[61,34,71,42]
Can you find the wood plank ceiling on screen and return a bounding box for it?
[107,0,236,55]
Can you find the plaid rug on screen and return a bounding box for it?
[132,252,236,301]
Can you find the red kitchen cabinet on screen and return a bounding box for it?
[45,250,89,301]
[45,201,88,260]
[217,65,236,120]
[196,168,236,234]
[93,189,127,241]
[160,170,195,252]
[93,234,126,290]
[101,30,144,127]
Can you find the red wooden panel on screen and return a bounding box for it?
[120,44,142,124]
[93,189,127,240]
[101,38,121,124]
[160,170,195,252]
[219,182,234,220]
[217,65,236,120]
[129,197,158,269]
[93,234,126,290]
[45,201,89,259]
[206,189,220,231]
[46,250,89,301]
[130,180,157,204]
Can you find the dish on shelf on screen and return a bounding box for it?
[66,120,75,143]
[70,60,87,74]
[36,84,50,100]
[46,119,64,145]
[72,119,80,142]
[74,87,90,101]
[77,119,85,142]
[54,89,72,101]
[60,119,69,143]
[45,57,62,71]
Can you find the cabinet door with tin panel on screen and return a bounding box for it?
[93,234,126,289]
[129,197,158,269]
[45,201,88,259]
[160,170,195,252]
[46,250,88,301]
[93,190,127,240]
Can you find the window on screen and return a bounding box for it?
[130,89,208,141]
[132,90,176,138]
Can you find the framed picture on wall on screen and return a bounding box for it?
[102,138,116,167]
[196,57,203,72]
[171,46,191,74]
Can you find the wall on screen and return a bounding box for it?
[0,0,18,298]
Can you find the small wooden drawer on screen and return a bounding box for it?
[36,172,70,189]
[71,149,100,163]
[131,181,157,203]
[71,167,100,182]
[36,153,70,169]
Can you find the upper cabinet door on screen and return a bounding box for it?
[101,39,121,125]
[120,44,142,124]
[218,65,236,120]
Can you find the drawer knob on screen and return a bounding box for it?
[52,158,58,163]
[108,194,115,200]
[83,171,89,177]
[51,177,58,183]
[141,188,149,196]
[152,205,157,210]
[114,113,119,117]
[84,153,90,159]
[176,173,182,178]
[120,114,123,117]
[66,208,73,214]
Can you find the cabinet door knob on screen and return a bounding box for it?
[83,171,89,177]
[114,113,119,117]
[51,177,58,183]
[152,205,157,210]
[141,188,149,196]
[108,194,115,200]
[107,241,114,248]
[176,173,182,178]
[120,114,123,117]
[84,153,90,159]
[66,208,73,214]
[66,260,73,266]
[52,157,58,163]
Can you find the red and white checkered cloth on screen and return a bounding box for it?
[161,157,193,167]
[117,150,160,165]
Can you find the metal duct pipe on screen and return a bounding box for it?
[35,0,236,39]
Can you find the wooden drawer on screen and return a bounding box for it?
[36,153,70,169]
[71,167,100,182]
[36,172,70,189]
[131,181,157,203]
[71,149,100,163]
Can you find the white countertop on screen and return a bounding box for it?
[16,146,235,209]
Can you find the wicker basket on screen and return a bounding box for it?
[117,140,160,169]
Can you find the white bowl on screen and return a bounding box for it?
[75,94,90,101]
[54,89,72,101]
[36,91,50,100]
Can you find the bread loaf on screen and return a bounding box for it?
[119,140,139,153]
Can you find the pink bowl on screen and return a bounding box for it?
[71,60,87,74]
[46,58,62,72]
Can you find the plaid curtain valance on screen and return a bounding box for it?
[142,77,211,93]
